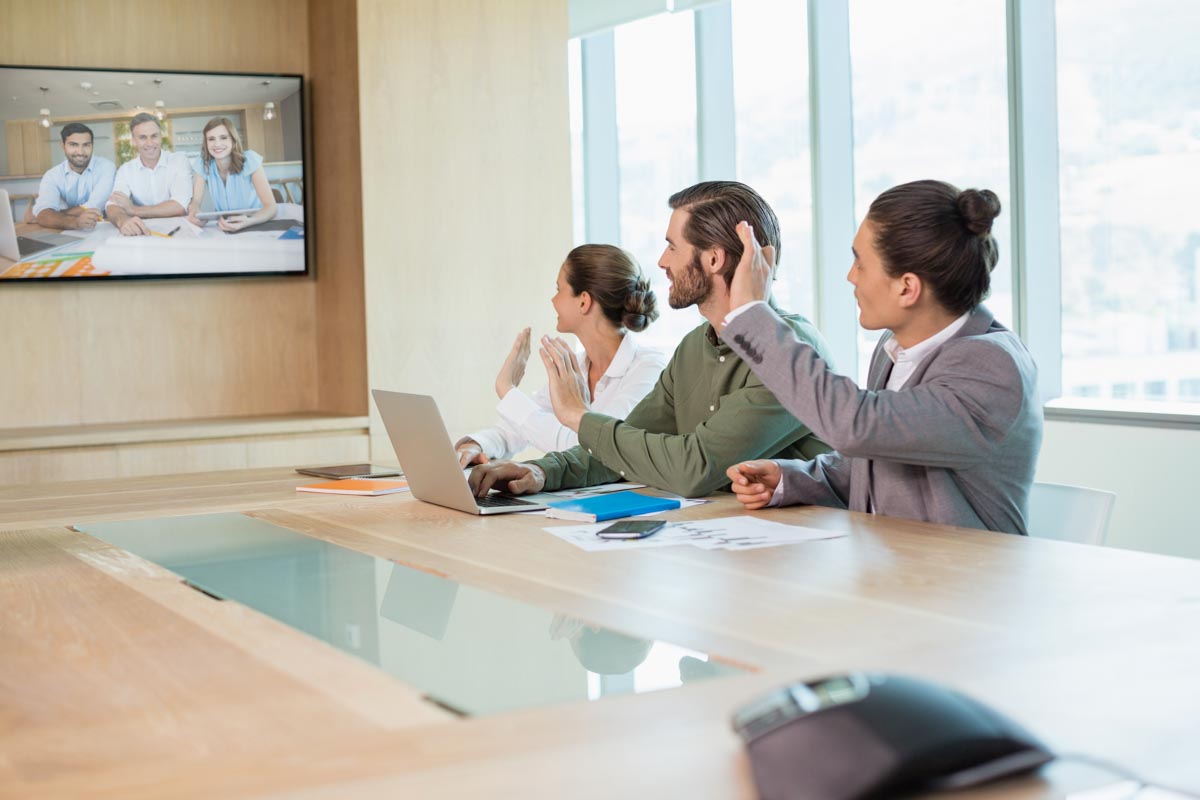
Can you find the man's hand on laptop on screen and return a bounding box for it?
[469,462,546,497]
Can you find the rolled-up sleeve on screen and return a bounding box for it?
[31,169,60,216]
[106,163,131,210]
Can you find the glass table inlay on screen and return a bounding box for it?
[76,512,746,716]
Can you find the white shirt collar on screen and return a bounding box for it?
[580,333,639,380]
[134,151,175,173]
[605,334,640,378]
[883,311,972,367]
[60,158,94,177]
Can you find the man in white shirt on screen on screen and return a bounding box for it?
[32,123,115,231]
[105,112,192,236]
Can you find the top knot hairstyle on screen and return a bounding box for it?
[563,244,659,333]
[867,180,1002,316]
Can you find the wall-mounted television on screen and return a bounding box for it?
[0,65,307,282]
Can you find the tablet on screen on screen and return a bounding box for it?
[195,208,260,220]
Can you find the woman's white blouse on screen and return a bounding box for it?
[464,334,668,459]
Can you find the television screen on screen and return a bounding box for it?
[0,65,307,281]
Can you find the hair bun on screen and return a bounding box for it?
[621,283,659,333]
[956,188,1001,236]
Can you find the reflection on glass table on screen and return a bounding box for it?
[76,513,746,716]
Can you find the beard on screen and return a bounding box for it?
[667,253,714,309]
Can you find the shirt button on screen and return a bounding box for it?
[619,470,625,477]
[709,404,715,411]
[587,448,593,454]
[719,356,726,362]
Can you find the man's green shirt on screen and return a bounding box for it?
[530,306,834,497]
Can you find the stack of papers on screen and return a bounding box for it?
[545,516,846,552]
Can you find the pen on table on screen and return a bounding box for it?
[166,226,181,237]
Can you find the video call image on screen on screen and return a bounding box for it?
[0,66,306,281]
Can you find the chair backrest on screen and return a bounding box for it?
[282,177,303,204]
[9,193,36,223]
[1027,481,1116,545]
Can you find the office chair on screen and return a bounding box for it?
[1027,481,1116,545]
[10,193,36,223]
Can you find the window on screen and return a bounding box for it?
[1112,382,1136,400]
[568,0,1200,422]
[731,0,813,318]
[848,0,1012,381]
[1056,0,1200,407]
[568,38,586,247]
[614,11,700,354]
[1144,380,1168,400]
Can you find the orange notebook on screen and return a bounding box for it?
[296,479,410,496]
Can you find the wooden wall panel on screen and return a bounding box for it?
[74,280,318,422]
[310,0,368,416]
[0,431,368,485]
[260,113,286,162]
[357,0,573,457]
[1,0,367,438]
[19,122,50,173]
[0,285,83,426]
[244,114,267,159]
[0,0,336,430]
[5,121,25,175]
[3,120,53,176]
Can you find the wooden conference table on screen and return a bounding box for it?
[2,468,1198,798]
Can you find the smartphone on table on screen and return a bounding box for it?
[595,520,667,540]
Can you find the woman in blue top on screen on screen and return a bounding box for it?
[185,116,276,232]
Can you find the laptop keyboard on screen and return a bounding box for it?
[17,236,60,256]
[476,494,539,508]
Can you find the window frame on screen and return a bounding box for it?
[571,0,1200,426]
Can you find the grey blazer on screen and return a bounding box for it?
[723,303,1043,534]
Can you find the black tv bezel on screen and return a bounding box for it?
[0,63,310,285]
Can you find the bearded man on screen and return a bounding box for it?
[469,181,833,499]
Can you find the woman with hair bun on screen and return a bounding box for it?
[722,179,1042,535]
[456,245,668,466]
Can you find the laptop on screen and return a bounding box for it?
[372,389,549,515]
[0,189,78,262]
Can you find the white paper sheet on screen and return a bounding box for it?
[545,515,846,552]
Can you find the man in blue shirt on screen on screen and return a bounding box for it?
[32,123,115,231]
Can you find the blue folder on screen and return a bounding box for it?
[545,490,681,522]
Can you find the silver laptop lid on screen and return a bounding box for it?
[0,189,19,262]
[371,389,547,515]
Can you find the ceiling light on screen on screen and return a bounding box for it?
[261,80,276,121]
[38,86,51,127]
